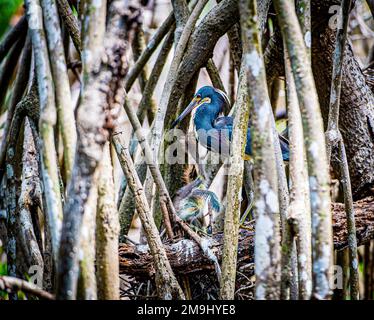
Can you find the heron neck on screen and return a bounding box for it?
[193,104,221,131]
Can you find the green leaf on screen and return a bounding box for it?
[0,0,24,39]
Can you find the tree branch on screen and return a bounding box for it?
[112,134,185,300]
[96,143,120,300]
[275,0,333,300]
[56,0,82,53]
[0,276,55,300]
[41,0,77,183]
[25,0,64,265]
[244,0,282,300]
[0,16,27,63]
[0,32,26,109]
[56,1,136,299]
[219,10,250,297]
[119,197,374,278]
[124,11,175,91]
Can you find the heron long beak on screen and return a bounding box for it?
[170,96,201,129]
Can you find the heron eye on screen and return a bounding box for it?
[196,94,201,99]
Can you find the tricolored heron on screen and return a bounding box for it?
[171,86,290,161]
[174,177,221,234]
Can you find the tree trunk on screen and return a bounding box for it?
[265,1,374,198]
[311,4,374,198]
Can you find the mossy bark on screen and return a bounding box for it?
[242,0,281,300]
[274,0,333,299]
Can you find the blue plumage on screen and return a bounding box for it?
[171,86,289,161]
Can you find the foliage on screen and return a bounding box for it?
[0,0,23,38]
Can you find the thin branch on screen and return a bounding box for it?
[77,0,85,23]
[136,29,175,124]
[124,12,175,91]
[264,31,285,89]
[296,0,311,57]
[227,23,242,74]
[0,36,31,184]
[150,0,208,162]
[56,0,82,53]
[0,34,26,109]
[172,0,189,44]
[112,134,185,300]
[77,178,98,300]
[325,0,359,300]
[243,161,254,218]
[256,0,272,32]
[325,0,352,163]
[41,0,77,183]
[120,99,175,238]
[0,276,55,300]
[28,116,55,292]
[96,142,120,300]
[284,46,312,300]
[367,0,374,18]
[81,0,107,85]
[205,59,227,98]
[269,81,293,300]
[0,16,27,63]
[338,138,359,299]
[229,51,236,102]
[5,101,26,281]
[118,158,147,239]
[17,119,44,273]
[25,0,64,265]
[219,54,250,299]
[131,24,151,93]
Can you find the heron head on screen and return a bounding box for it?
[171,86,230,128]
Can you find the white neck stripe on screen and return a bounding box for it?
[214,88,230,108]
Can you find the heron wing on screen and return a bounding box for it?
[196,117,232,156]
[213,116,234,129]
[214,116,254,159]
[279,134,290,161]
[277,120,290,161]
